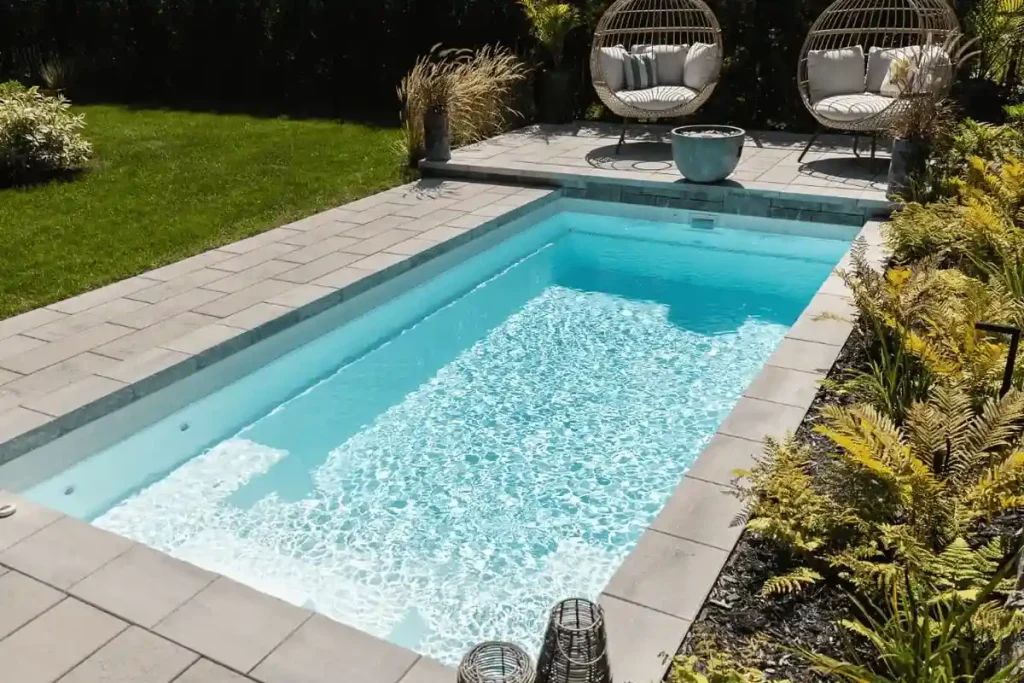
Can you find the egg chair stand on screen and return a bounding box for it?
[797,127,878,162]
[796,0,960,160]
[591,0,723,152]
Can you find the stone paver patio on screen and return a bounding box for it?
[0,127,890,683]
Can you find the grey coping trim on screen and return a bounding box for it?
[0,164,888,683]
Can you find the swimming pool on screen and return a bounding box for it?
[3,200,853,663]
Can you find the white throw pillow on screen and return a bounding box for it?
[866,46,899,92]
[806,45,866,103]
[623,52,658,90]
[683,43,719,90]
[635,45,688,86]
[880,45,952,96]
[598,46,627,92]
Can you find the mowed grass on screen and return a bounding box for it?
[0,105,404,318]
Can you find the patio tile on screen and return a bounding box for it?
[128,269,229,304]
[0,516,134,589]
[767,337,843,375]
[143,251,234,282]
[277,222,360,248]
[446,192,510,213]
[213,244,299,273]
[398,657,457,683]
[0,323,134,374]
[0,492,64,552]
[49,277,161,315]
[251,614,418,683]
[311,267,369,290]
[0,598,127,683]
[471,203,516,218]
[154,577,311,673]
[0,406,54,444]
[203,261,299,294]
[218,228,301,254]
[338,193,395,213]
[786,293,857,347]
[275,252,363,284]
[70,544,216,628]
[445,213,492,229]
[686,434,765,487]
[264,283,337,309]
[95,347,194,386]
[418,226,465,243]
[0,334,47,361]
[221,303,292,330]
[21,374,129,418]
[818,273,852,299]
[392,198,460,218]
[343,215,415,238]
[599,594,690,683]
[650,476,746,551]
[604,529,728,621]
[385,237,438,256]
[275,236,363,264]
[26,298,149,342]
[717,397,807,443]
[59,626,197,683]
[346,229,420,255]
[0,308,67,341]
[349,252,408,273]
[743,365,824,408]
[112,288,225,330]
[161,324,246,356]
[399,209,469,233]
[193,281,294,318]
[176,659,252,683]
[0,570,64,639]
[93,312,219,360]
[346,202,409,224]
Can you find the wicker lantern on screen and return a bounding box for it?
[535,598,612,683]
[458,641,536,683]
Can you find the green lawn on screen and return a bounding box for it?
[0,105,404,318]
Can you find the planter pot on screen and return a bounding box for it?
[423,107,451,162]
[670,125,745,183]
[537,69,573,124]
[887,138,924,196]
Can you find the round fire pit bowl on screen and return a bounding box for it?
[670,125,746,183]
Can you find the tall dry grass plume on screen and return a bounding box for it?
[397,45,528,167]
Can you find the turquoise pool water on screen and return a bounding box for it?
[17,203,852,663]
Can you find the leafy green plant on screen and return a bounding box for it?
[519,0,584,69]
[967,0,1024,86]
[0,82,91,184]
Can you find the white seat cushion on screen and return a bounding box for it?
[879,45,952,96]
[599,46,628,92]
[812,93,893,122]
[807,46,866,102]
[684,43,719,90]
[617,85,698,111]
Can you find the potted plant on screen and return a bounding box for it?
[520,0,584,123]
[670,125,746,183]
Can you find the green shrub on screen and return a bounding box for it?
[0,81,91,184]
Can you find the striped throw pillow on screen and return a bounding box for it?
[623,52,658,90]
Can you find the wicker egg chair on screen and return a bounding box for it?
[591,0,723,150]
[797,0,960,161]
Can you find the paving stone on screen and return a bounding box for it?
[311,267,369,290]
[743,365,824,408]
[176,659,252,683]
[203,261,298,294]
[0,597,127,683]
[0,334,48,361]
[0,323,134,375]
[276,222,360,248]
[93,312,219,361]
[786,293,857,347]
[284,208,357,231]
[599,594,690,683]
[604,529,728,621]
[21,374,129,418]
[213,244,299,273]
[684,436,765,489]
[143,251,235,282]
[161,324,246,355]
[154,577,311,673]
[264,284,336,309]
[0,367,20,386]
[338,193,394,213]
[70,544,216,628]
[397,657,456,683]
[0,407,53,445]
[95,347,195,387]
[0,353,119,401]
[112,289,225,330]
[0,570,64,638]
[48,277,162,315]
[346,229,420,255]
[0,516,134,588]
[218,228,301,254]
[444,213,491,229]
[221,303,292,330]
[398,209,469,233]
[346,202,407,224]
[470,203,514,218]
[193,281,294,318]
[275,236,363,264]
[766,337,843,375]
[717,396,807,443]
[349,252,408,273]
[128,269,230,304]
[26,299,150,342]
[447,192,512,212]
[59,626,197,683]
[650,476,747,551]
[275,252,363,284]
[417,226,466,243]
[0,492,64,552]
[0,308,67,341]
[391,198,459,218]
[251,614,417,683]
[343,215,414,238]
[386,237,439,256]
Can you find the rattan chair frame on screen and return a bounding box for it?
[797,0,960,139]
[590,0,723,126]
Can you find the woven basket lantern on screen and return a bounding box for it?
[458,641,536,683]
[535,598,612,683]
